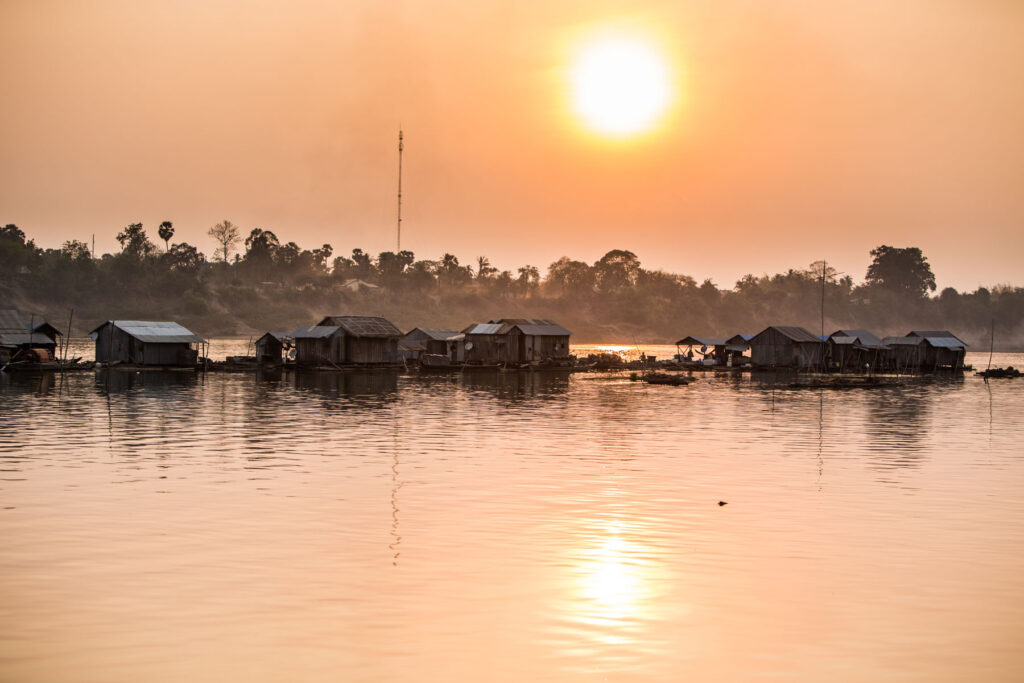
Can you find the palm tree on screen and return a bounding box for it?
[158,221,174,252]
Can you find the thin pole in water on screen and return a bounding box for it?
[987,318,995,371]
[396,129,404,253]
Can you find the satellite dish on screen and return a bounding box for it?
[465,341,474,350]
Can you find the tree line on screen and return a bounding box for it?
[1,221,1021,346]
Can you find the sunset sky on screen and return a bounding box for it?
[2,0,1022,291]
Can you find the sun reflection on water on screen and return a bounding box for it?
[560,518,668,659]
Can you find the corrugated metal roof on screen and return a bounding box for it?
[830,336,858,345]
[883,336,924,346]
[515,323,572,336]
[406,328,459,341]
[293,325,341,339]
[923,336,965,349]
[88,321,204,344]
[832,329,884,347]
[465,323,503,335]
[908,330,967,345]
[762,326,822,343]
[727,333,755,343]
[0,332,50,347]
[676,336,728,346]
[258,331,292,342]
[318,316,402,337]
[0,309,26,333]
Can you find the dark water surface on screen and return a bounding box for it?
[1,352,1022,681]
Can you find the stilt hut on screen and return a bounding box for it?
[90,321,203,366]
[827,329,887,372]
[0,309,61,363]
[748,326,824,368]
[400,328,458,362]
[255,331,292,364]
[462,319,571,365]
[882,337,926,373]
[906,331,967,370]
[314,316,403,365]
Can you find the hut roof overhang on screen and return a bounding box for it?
[474,319,572,336]
[675,336,728,346]
[922,336,966,349]
[89,321,204,344]
[752,326,822,344]
[0,332,47,347]
[883,336,925,347]
[406,328,459,341]
[293,325,341,339]
[258,331,293,342]
[317,316,402,338]
[464,323,503,335]
[831,329,884,347]
[907,330,967,346]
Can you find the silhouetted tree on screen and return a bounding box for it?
[594,249,641,293]
[158,221,174,251]
[163,242,205,274]
[865,245,936,298]
[208,220,241,263]
[115,223,156,260]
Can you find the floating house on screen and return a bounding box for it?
[399,328,458,362]
[90,320,204,366]
[906,331,967,370]
[881,336,926,372]
[0,309,61,363]
[748,326,824,368]
[462,319,571,365]
[826,329,888,371]
[293,315,403,366]
[255,331,292,364]
[675,334,752,365]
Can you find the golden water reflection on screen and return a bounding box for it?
[556,515,674,669]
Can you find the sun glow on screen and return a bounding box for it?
[569,34,673,137]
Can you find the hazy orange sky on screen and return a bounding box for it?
[2,0,1022,291]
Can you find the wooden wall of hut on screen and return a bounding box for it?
[750,329,824,368]
[295,335,343,365]
[345,338,398,364]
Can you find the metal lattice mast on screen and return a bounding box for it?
[397,129,404,252]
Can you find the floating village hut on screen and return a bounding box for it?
[748,326,825,368]
[399,328,458,362]
[90,321,204,367]
[293,316,403,366]
[255,331,292,364]
[461,319,572,365]
[675,334,753,365]
[675,336,727,363]
[0,309,61,363]
[881,336,926,372]
[906,330,967,370]
[826,329,888,371]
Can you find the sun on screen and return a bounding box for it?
[569,34,673,137]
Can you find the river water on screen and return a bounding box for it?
[1,348,1022,682]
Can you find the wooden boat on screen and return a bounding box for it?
[788,377,902,389]
[642,372,690,386]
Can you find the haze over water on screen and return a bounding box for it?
[1,351,1022,681]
